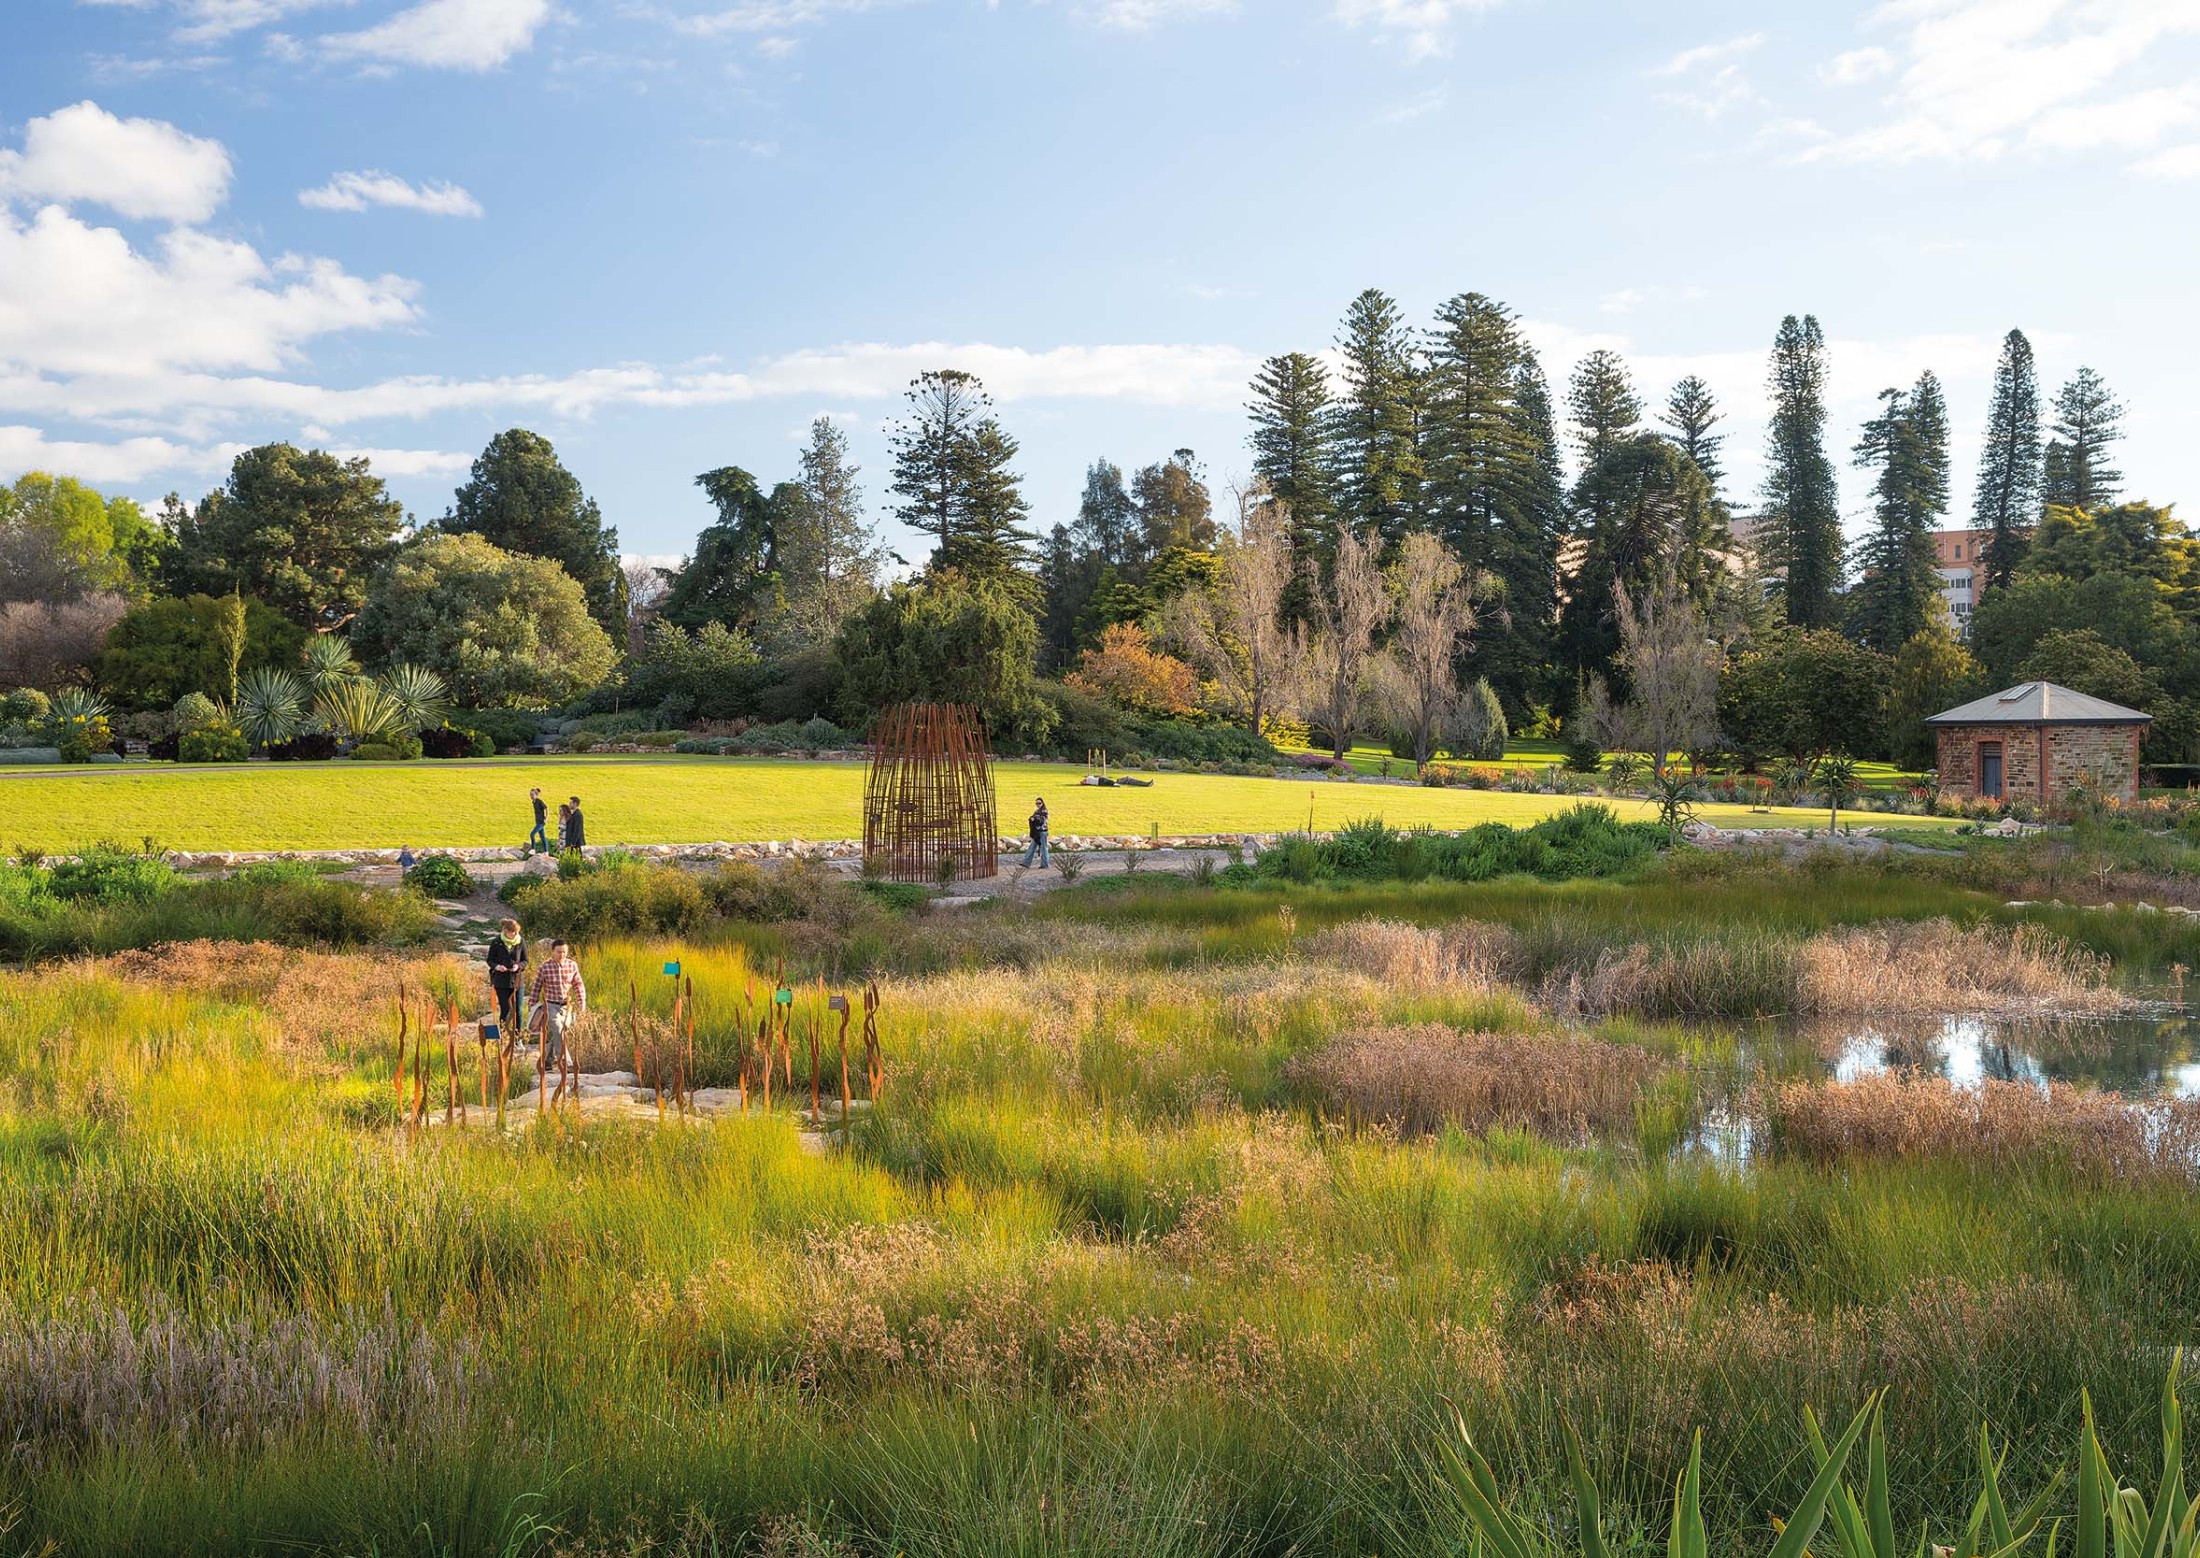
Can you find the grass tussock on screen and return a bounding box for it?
[1767,1071,2200,1183]
[1795,918,2128,1016]
[1290,1023,1665,1141]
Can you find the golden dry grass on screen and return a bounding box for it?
[1290,1023,1663,1140]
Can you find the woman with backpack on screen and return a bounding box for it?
[1020,796,1050,870]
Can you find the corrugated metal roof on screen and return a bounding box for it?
[1924,681,2153,726]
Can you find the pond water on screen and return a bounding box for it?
[1682,1005,2200,1164]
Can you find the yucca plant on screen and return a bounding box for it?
[46,687,110,724]
[300,635,360,693]
[378,664,450,734]
[234,667,305,748]
[316,677,402,744]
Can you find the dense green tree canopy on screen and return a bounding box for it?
[1761,315,1844,628]
[162,445,404,630]
[95,594,306,711]
[351,533,619,709]
[1720,627,1891,763]
[659,466,780,633]
[0,472,159,603]
[443,429,626,638]
[1974,329,2041,586]
[832,570,1040,730]
[1848,371,1951,654]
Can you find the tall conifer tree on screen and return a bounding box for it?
[1661,376,1725,494]
[1247,352,1338,565]
[1849,371,1951,654]
[1565,350,1643,468]
[1761,314,1844,627]
[1973,329,2041,587]
[1331,289,1424,547]
[2041,366,2125,512]
[1421,293,1531,568]
[887,369,1035,604]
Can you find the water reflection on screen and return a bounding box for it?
[1675,1008,2200,1167]
[1785,1010,2200,1100]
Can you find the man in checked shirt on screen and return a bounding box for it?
[529,939,587,1073]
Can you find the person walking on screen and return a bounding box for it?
[556,802,572,852]
[566,796,586,850]
[529,938,586,1072]
[1020,796,1051,869]
[528,788,548,854]
[485,918,527,1030]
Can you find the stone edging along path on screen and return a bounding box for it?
[150,820,1938,871]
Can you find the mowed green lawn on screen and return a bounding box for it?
[0,755,1950,852]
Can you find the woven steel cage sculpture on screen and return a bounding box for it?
[862,703,998,883]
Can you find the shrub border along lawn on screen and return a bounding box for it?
[0,754,1958,854]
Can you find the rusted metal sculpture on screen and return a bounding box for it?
[862,703,998,883]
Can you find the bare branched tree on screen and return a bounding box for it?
[1303,525,1389,760]
[1376,532,1478,771]
[1162,482,1300,735]
[622,557,675,655]
[0,593,127,689]
[1588,567,1723,780]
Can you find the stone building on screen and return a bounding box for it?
[1926,681,2150,804]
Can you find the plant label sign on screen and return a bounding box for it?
[662,961,681,978]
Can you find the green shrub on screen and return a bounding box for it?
[403,855,476,899]
[2,688,52,723]
[228,859,327,886]
[177,719,249,763]
[172,692,222,733]
[458,707,540,751]
[349,742,401,761]
[1246,804,1663,886]
[46,841,177,904]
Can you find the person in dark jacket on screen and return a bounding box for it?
[1020,796,1050,869]
[528,788,548,854]
[485,918,527,1028]
[566,796,586,849]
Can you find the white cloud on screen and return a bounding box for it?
[0,202,419,382]
[1090,0,1233,29]
[2133,141,2200,176]
[1806,0,2200,165]
[1823,45,1893,84]
[1651,31,1763,78]
[323,0,551,69]
[323,444,473,475]
[76,0,352,45]
[299,170,484,215]
[666,0,892,38]
[1331,0,1497,62]
[0,424,245,484]
[1598,288,1646,315]
[0,101,232,224]
[2026,86,2198,150]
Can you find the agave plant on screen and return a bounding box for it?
[300,634,361,692]
[234,666,305,748]
[378,663,450,734]
[316,677,403,744]
[47,687,111,724]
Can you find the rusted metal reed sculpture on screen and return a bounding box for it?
[862,702,998,883]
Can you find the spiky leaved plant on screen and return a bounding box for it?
[316,678,402,744]
[300,634,360,693]
[378,664,450,735]
[235,667,304,749]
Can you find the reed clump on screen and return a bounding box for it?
[1795,918,2128,1016]
[1766,1071,2200,1183]
[1291,1023,1663,1141]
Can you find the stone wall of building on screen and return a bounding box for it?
[1935,723,2143,802]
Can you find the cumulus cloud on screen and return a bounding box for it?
[2133,141,2200,177]
[0,100,232,224]
[322,0,551,69]
[0,202,420,382]
[0,424,245,484]
[299,170,484,215]
[1805,0,2200,165]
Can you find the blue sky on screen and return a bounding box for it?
[4,0,2197,566]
